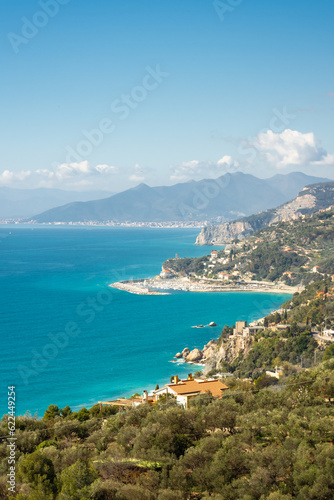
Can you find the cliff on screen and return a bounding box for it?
[196,220,259,246]
[176,336,254,374]
[204,336,254,373]
[196,181,334,245]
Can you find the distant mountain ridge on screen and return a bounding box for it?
[0,188,113,219]
[30,172,329,224]
[196,181,334,245]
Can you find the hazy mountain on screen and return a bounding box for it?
[0,188,114,218]
[31,172,330,224]
[196,181,334,245]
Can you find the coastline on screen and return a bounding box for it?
[110,279,171,295]
[110,276,301,296]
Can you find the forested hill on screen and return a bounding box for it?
[207,277,334,378]
[1,359,333,499]
[196,181,334,245]
[164,206,334,285]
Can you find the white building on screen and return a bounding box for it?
[160,269,174,279]
[218,273,231,280]
[153,376,228,409]
[210,250,219,261]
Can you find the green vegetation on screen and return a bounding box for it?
[163,256,209,276]
[3,211,334,498]
[212,278,334,379]
[1,362,333,499]
[215,327,320,380]
[245,243,307,281]
[163,208,334,285]
[281,277,334,326]
[234,333,317,377]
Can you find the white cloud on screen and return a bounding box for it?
[311,153,334,166]
[129,174,145,183]
[0,169,32,184]
[170,157,239,182]
[95,164,118,174]
[253,129,334,168]
[0,162,119,189]
[217,155,234,166]
[128,163,154,184]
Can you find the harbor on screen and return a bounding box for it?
[110,276,302,295]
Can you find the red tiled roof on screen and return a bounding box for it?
[167,379,228,398]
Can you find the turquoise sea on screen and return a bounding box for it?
[0,226,291,417]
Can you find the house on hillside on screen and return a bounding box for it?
[160,269,174,279]
[322,329,334,340]
[312,266,320,273]
[210,250,219,262]
[265,367,283,379]
[218,272,232,280]
[99,376,229,412]
[98,390,156,411]
[153,375,229,409]
[242,325,265,337]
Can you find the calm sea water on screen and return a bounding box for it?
[0,226,291,417]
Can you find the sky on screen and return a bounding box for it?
[0,0,333,192]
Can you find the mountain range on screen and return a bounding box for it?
[196,181,334,245]
[29,172,329,224]
[0,188,113,219]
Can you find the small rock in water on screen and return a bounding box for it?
[181,347,190,358]
[175,352,182,358]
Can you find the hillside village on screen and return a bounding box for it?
[3,210,334,500]
[3,276,333,499]
[176,276,334,378]
[163,206,334,287]
[107,274,334,415]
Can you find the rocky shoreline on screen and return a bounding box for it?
[174,340,218,365]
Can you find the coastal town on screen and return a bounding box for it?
[110,263,303,296]
[0,218,214,228]
[111,206,334,297]
[108,206,334,413]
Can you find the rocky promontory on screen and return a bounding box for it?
[195,182,334,245]
[176,335,255,374]
[204,335,254,374]
[196,220,256,246]
[174,340,218,365]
